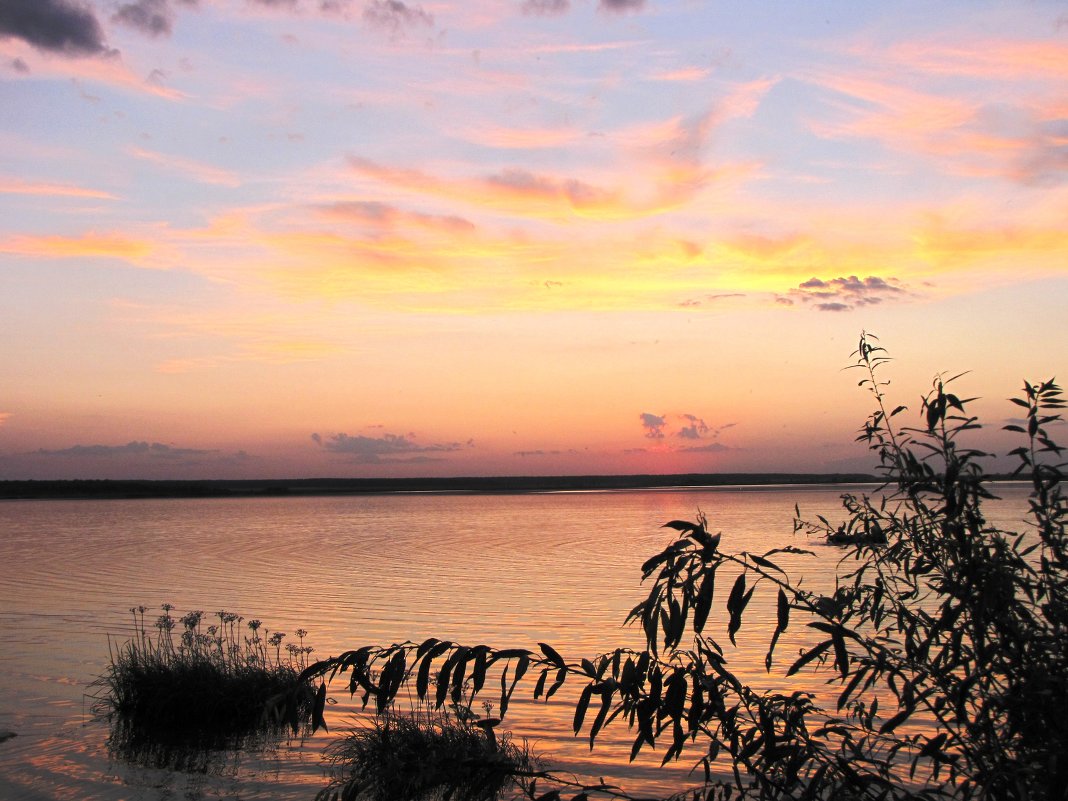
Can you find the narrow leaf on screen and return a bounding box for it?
[776,588,790,632]
[539,642,566,669]
[573,684,594,733]
[663,520,695,532]
[787,640,832,676]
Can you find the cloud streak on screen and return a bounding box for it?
[0,177,115,199]
[348,156,629,220]
[129,147,242,187]
[32,441,215,459]
[807,41,1068,186]
[316,200,475,234]
[0,231,154,262]
[313,430,471,463]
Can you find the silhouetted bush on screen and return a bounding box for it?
[290,334,1066,800]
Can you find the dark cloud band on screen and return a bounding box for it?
[313,430,469,463]
[0,0,111,56]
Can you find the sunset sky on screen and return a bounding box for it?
[1,0,1066,480]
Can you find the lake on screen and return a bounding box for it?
[0,483,1036,800]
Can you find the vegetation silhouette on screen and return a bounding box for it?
[93,606,320,769]
[320,698,541,801]
[289,334,1064,800]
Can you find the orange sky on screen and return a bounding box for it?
[1,1,1066,479]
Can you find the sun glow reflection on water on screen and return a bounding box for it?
[0,485,1035,799]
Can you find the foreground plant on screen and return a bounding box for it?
[289,334,1065,801]
[94,605,322,758]
[319,700,540,801]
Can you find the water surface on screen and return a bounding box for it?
[0,484,1035,799]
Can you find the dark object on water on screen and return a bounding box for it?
[826,527,887,546]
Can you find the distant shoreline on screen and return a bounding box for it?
[0,473,1032,501]
[0,473,890,501]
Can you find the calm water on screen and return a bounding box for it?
[0,484,1035,800]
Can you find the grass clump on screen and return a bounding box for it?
[318,703,539,801]
[93,604,318,755]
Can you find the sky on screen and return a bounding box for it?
[1,0,1066,480]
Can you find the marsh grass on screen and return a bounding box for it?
[318,701,540,801]
[93,605,317,759]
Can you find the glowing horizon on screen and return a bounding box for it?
[1,0,1066,480]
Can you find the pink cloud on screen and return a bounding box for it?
[651,66,712,82]
[0,231,155,262]
[128,147,241,187]
[0,177,115,199]
[807,41,1067,185]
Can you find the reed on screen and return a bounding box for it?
[93,605,316,746]
[319,701,540,801]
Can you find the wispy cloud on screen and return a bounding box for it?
[678,292,745,309]
[599,0,644,14]
[313,430,471,463]
[457,123,584,150]
[0,177,115,199]
[877,39,1068,82]
[348,144,754,221]
[1,39,185,99]
[112,0,173,38]
[916,218,1068,266]
[315,200,475,234]
[0,231,155,262]
[348,156,629,220]
[526,40,641,55]
[129,147,242,187]
[807,40,1068,185]
[247,0,300,9]
[651,66,712,82]
[362,0,433,35]
[520,0,569,17]
[32,441,214,459]
[677,441,733,454]
[172,204,740,312]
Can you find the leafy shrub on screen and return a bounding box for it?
[94,605,322,760]
[295,335,1066,801]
